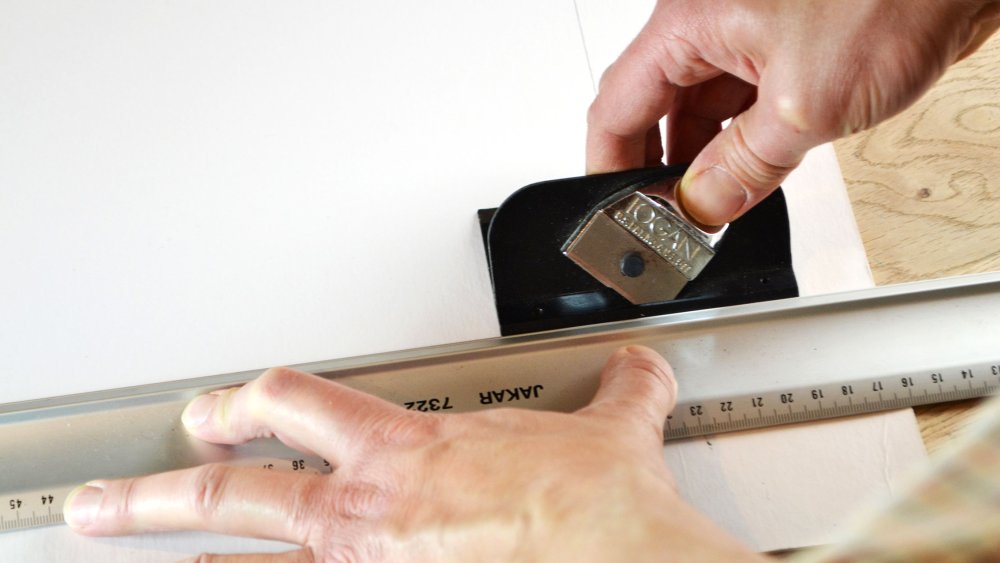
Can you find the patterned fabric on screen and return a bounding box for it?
[794,396,1000,562]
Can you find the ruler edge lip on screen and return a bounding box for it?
[3,270,999,420]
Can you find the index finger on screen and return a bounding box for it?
[585,25,720,173]
[183,368,434,467]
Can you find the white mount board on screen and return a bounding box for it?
[1,0,923,558]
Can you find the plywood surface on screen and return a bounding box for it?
[834,33,1000,455]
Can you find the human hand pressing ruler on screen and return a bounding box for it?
[2,272,999,533]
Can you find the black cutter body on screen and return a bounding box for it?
[479,165,798,336]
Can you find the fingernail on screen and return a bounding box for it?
[622,345,649,358]
[182,394,217,429]
[613,346,658,369]
[64,483,104,530]
[678,166,747,227]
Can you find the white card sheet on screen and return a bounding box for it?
[1,0,924,559]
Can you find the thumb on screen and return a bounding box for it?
[582,346,678,434]
[676,96,817,227]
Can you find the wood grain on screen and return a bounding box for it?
[834,33,1000,455]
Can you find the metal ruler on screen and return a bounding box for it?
[2,272,999,533]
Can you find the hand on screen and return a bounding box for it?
[586,0,1000,228]
[63,346,764,562]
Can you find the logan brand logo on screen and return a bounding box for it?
[612,196,706,276]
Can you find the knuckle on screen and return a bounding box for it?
[586,96,605,128]
[654,33,704,87]
[111,478,139,523]
[333,481,391,521]
[724,117,798,193]
[288,478,333,544]
[189,464,233,522]
[770,90,826,135]
[256,367,305,399]
[370,411,442,448]
[616,349,676,395]
[596,62,617,93]
[248,367,305,412]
